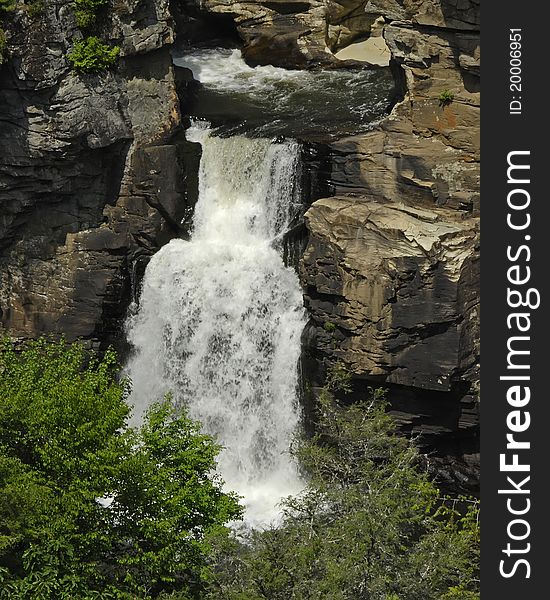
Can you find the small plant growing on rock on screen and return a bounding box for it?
[67,36,120,73]
[438,89,455,105]
[323,321,336,333]
[73,0,108,28]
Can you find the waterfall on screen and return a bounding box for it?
[125,123,306,527]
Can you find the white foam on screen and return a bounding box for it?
[174,48,308,95]
[172,47,390,132]
[125,124,306,528]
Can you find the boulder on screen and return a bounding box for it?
[301,197,479,394]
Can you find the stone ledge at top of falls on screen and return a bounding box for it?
[194,0,479,68]
[0,0,185,342]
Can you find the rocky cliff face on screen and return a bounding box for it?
[0,0,188,343]
[1,0,479,488]
[190,0,479,484]
[302,1,479,486]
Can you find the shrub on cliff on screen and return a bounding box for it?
[73,0,108,29]
[204,379,480,600]
[438,89,455,105]
[67,35,119,73]
[0,339,242,599]
[0,0,16,13]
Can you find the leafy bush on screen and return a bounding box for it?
[324,360,353,393]
[68,0,117,73]
[73,0,108,28]
[205,378,480,600]
[75,8,96,28]
[0,339,242,599]
[0,0,16,13]
[67,36,120,73]
[439,89,455,105]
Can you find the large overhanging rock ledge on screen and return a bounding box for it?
[301,197,479,393]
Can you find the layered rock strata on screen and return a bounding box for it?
[0,0,188,343]
[302,1,479,484]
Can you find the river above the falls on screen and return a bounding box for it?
[173,47,395,140]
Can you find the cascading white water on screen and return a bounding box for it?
[125,123,306,527]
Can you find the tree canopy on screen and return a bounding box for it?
[204,374,480,600]
[0,340,479,599]
[0,339,242,599]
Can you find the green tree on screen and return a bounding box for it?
[0,339,242,599]
[205,377,479,600]
[67,36,119,73]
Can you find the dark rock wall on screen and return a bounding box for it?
[0,0,190,345]
[305,1,479,486]
[0,0,480,488]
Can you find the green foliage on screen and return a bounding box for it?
[0,27,6,65]
[0,340,479,599]
[0,0,16,13]
[441,585,480,600]
[75,7,97,29]
[323,321,336,333]
[438,89,455,105]
[73,0,108,28]
[67,36,119,73]
[68,0,117,72]
[205,377,479,600]
[324,360,353,393]
[0,339,242,599]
